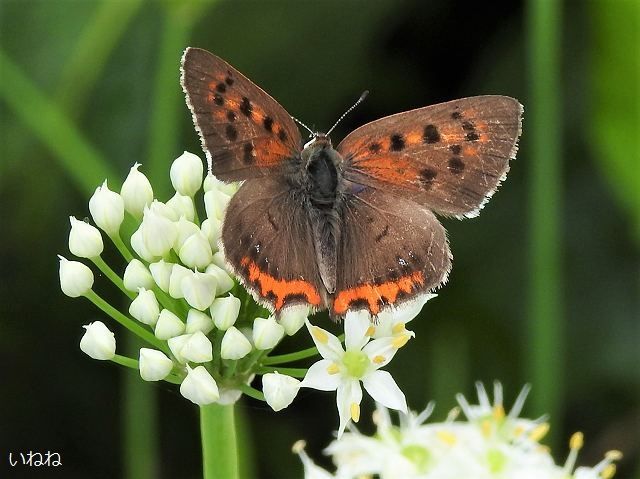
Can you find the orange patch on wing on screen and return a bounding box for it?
[355,155,420,187]
[241,257,321,310]
[332,272,425,316]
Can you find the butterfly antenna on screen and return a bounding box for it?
[326,90,369,137]
[292,116,315,137]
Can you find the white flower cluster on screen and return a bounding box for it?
[294,383,622,479]
[58,151,429,421]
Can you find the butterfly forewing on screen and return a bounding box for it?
[181,48,301,181]
[338,96,523,217]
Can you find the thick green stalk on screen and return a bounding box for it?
[200,403,239,479]
[526,0,563,444]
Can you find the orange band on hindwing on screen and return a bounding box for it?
[332,272,425,316]
[240,257,322,310]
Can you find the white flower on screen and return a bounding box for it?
[149,199,179,221]
[139,348,173,381]
[201,218,221,251]
[205,264,234,295]
[167,333,192,363]
[130,227,157,262]
[204,188,231,221]
[123,259,155,291]
[80,321,116,360]
[185,309,215,334]
[263,372,300,411]
[253,317,285,350]
[220,326,252,360]
[140,204,177,257]
[301,312,409,437]
[166,192,195,222]
[154,309,185,339]
[128,288,160,326]
[211,251,227,269]
[181,270,217,310]
[149,260,173,292]
[180,365,219,405]
[68,216,103,258]
[88,180,124,236]
[179,230,213,269]
[170,151,203,197]
[58,255,94,297]
[180,331,213,363]
[120,163,153,218]
[168,263,191,299]
[174,217,200,251]
[292,441,337,479]
[279,305,310,335]
[210,294,240,330]
[372,293,435,340]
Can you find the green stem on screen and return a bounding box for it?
[111,354,138,369]
[92,255,135,299]
[85,290,169,354]
[262,344,320,365]
[238,384,265,401]
[111,233,135,263]
[200,403,239,479]
[258,367,307,378]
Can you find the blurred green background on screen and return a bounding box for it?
[1,0,638,478]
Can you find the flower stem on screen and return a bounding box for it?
[111,354,138,369]
[238,384,265,401]
[261,345,319,365]
[92,256,135,299]
[111,232,135,262]
[257,366,308,378]
[200,403,238,479]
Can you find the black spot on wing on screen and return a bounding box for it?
[225,125,238,141]
[263,116,274,132]
[451,111,462,120]
[419,168,437,189]
[369,142,381,153]
[240,97,253,117]
[423,124,440,144]
[243,143,254,164]
[215,83,227,93]
[375,225,390,243]
[213,94,224,106]
[227,110,237,122]
[278,128,288,142]
[390,134,405,151]
[225,76,234,86]
[448,157,465,174]
[450,144,462,155]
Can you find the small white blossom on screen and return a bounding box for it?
[180,365,219,405]
[167,192,195,222]
[123,259,154,291]
[220,326,252,360]
[211,294,240,330]
[253,317,285,350]
[185,309,215,334]
[120,163,153,218]
[263,372,301,411]
[180,331,213,363]
[88,180,124,236]
[139,348,173,381]
[140,204,177,257]
[302,312,409,437]
[280,305,310,335]
[204,188,231,221]
[58,255,94,297]
[292,441,338,479]
[201,218,221,251]
[168,263,191,299]
[149,199,179,221]
[205,264,234,295]
[182,270,217,310]
[130,227,157,262]
[80,321,116,360]
[372,293,435,340]
[155,309,185,339]
[179,231,213,269]
[174,217,200,251]
[128,288,160,326]
[171,151,204,197]
[68,216,103,258]
[149,260,173,292]
[211,251,227,269]
[167,333,192,363]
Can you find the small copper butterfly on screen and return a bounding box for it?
[181,47,523,319]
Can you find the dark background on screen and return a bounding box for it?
[1,1,638,478]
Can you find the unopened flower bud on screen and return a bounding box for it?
[201,217,222,251]
[263,372,301,411]
[205,264,234,294]
[171,151,203,197]
[211,294,240,330]
[68,216,103,258]
[58,255,94,297]
[167,333,191,363]
[174,217,200,251]
[182,271,217,310]
[155,309,185,339]
[212,251,227,269]
[179,231,213,269]
[253,317,285,350]
[168,264,191,299]
[149,199,179,221]
[204,189,231,221]
[80,321,116,360]
[186,309,215,334]
[203,172,238,196]
[141,205,177,257]
[280,305,310,335]
[88,180,124,236]
[220,326,252,360]
[139,348,173,381]
[167,192,195,222]
[120,163,153,218]
[129,288,160,326]
[180,365,219,405]
[123,259,154,291]
[130,227,157,262]
[180,331,213,363]
[149,260,173,292]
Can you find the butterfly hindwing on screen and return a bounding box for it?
[222,176,325,313]
[338,96,523,217]
[332,187,451,317]
[181,48,301,181]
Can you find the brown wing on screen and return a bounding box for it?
[337,96,523,218]
[181,48,302,181]
[331,187,451,318]
[222,176,325,313]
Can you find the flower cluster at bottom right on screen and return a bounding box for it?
[294,382,621,479]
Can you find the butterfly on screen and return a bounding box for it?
[180,47,523,319]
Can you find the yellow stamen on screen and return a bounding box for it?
[436,430,457,445]
[365,325,376,336]
[392,333,410,349]
[514,425,525,436]
[312,327,328,344]
[372,355,386,364]
[481,419,492,437]
[602,464,616,479]
[291,440,306,454]
[530,422,550,442]
[350,402,360,422]
[570,431,584,450]
[493,404,505,420]
[326,363,340,375]
[605,450,623,460]
[391,323,405,334]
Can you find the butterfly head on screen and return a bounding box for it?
[303,132,332,150]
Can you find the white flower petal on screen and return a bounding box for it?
[262,372,301,411]
[362,370,407,413]
[305,321,344,361]
[301,359,341,391]
[336,379,362,438]
[344,310,371,351]
[361,337,400,369]
[180,365,219,405]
